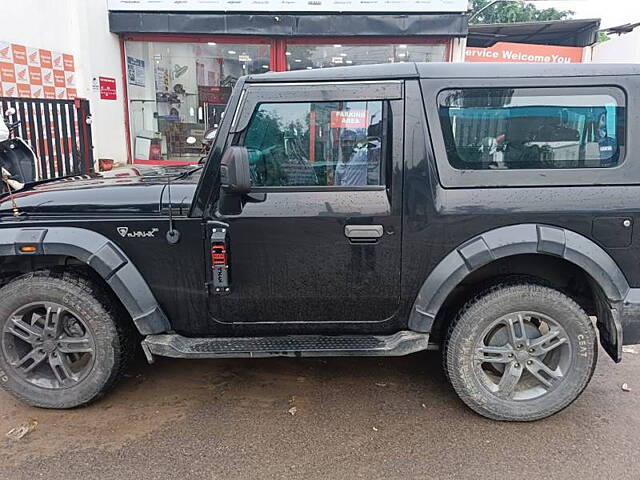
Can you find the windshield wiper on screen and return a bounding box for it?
[173,165,204,181]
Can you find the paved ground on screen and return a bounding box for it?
[0,345,639,480]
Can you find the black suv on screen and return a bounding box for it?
[0,62,637,421]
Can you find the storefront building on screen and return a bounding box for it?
[108,0,468,164]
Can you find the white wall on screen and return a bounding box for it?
[0,0,128,163]
[591,30,640,63]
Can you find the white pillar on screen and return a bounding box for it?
[450,37,468,62]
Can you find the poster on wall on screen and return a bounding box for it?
[127,56,145,87]
[154,66,168,92]
[107,0,468,13]
[0,41,77,99]
[99,77,117,100]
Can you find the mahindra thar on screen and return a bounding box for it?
[0,62,638,421]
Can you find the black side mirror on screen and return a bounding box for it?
[220,146,250,194]
[219,146,251,215]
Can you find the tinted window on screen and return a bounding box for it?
[438,87,626,170]
[242,101,384,187]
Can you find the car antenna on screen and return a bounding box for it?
[1,168,20,217]
[165,176,180,245]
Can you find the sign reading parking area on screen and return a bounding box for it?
[331,110,368,129]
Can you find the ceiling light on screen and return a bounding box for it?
[333,44,342,48]
[285,51,292,56]
[398,53,406,58]
[262,65,269,68]
[340,53,347,57]
[208,42,217,46]
[398,44,407,49]
[294,59,302,63]
[228,50,236,54]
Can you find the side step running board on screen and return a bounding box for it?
[141,331,430,361]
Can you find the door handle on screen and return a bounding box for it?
[344,225,384,240]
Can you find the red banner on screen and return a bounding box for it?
[466,42,584,64]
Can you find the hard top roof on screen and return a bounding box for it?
[245,62,640,83]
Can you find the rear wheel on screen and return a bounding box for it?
[0,270,134,408]
[444,283,597,421]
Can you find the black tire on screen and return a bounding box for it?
[444,283,597,421]
[0,270,135,408]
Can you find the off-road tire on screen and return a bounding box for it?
[444,283,597,421]
[0,269,135,408]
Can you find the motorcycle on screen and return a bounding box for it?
[0,107,37,192]
[185,127,217,164]
[201,127,217,156]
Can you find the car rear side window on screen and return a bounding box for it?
[241,101,384,187]
[438,87,626,170]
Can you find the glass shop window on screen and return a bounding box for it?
[125,41,270,162]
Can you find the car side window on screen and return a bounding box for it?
[438,87,626,170]
[241,101,384,187]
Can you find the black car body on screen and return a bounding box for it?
[0,62,638,420]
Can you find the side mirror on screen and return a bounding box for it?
[220,146,251,194]
[218,146,251,215]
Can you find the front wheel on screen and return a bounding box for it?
[0,270,134,408]
[444,283,597,421]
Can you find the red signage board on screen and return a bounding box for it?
[466,42,584,64]
[197,85,231,105]
[330,110,369,129]
[99,76,116,100]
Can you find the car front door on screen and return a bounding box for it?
[208,81,405,330]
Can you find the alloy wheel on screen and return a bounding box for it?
[1,302,96,389]
[473,311,572,401]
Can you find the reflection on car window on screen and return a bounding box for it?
[438,88,626,170]
[242,101,384,187]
